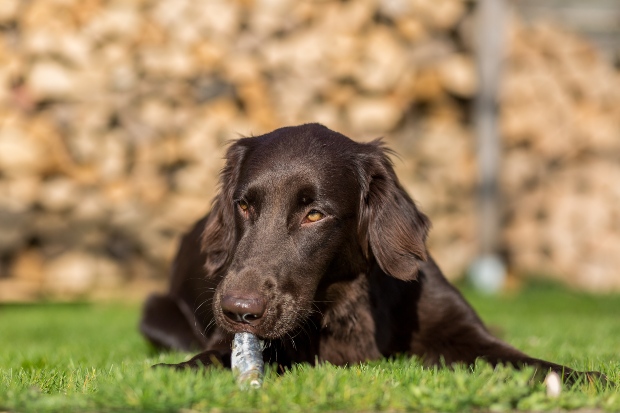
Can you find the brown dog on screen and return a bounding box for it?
[140,123,601,383]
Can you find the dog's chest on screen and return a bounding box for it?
[317,282,382,364]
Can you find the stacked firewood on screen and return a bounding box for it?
[501,21,620,291]
[0,0,618,300]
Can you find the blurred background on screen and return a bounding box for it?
[0,0,618,302]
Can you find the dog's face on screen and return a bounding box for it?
[202,124,430,339]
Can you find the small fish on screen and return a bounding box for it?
[231,332,264,389]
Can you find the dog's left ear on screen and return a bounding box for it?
[355,140,431,281]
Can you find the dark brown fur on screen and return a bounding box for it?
[140,123,602,383]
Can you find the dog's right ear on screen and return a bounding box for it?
[201,140,249,277]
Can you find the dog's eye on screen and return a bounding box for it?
[238,200,249,212]
[304,210,324,223]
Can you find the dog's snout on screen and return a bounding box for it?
[221,294,266,326]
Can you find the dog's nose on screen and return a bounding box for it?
[221,294,266,325]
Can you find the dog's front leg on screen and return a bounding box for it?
[155,349,232,370]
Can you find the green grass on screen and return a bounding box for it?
[0,284,619,412]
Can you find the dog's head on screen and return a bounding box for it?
[202,124,430,339]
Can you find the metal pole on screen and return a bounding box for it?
[469,0,507,293]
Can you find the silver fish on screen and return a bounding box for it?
[231,332,264,389]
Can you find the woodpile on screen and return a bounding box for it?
[501,21,620,291]
[0,0,618,300]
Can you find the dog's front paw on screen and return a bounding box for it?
[152,350,230,370]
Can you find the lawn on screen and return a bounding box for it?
[0,283,619,412]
